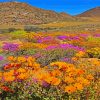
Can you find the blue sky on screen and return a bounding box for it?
[0,0,100,15]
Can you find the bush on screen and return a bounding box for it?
[36,49,76,66]
[87,47,100,58]
[24,25,43,32]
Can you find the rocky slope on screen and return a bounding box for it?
[0,2,73,25]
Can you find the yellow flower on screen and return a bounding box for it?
[27,56,35,62]
[76,51,85,57]
[17,73,29,80]
[17,68,27,73]
[81,79,90,86]
[17,57,26,62]
[92,60,100,66]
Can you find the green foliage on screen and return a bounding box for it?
[37,49,76,66]
[10,30,27,39]
[87,47,100,58]
[87,36,100,43]
[11,30,26,35]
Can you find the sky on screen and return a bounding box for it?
[0,0,100,15]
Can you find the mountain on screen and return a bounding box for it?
[77,7,100,17]
[0,2,73,25]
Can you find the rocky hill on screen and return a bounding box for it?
[0,2,74,25]
[77,7,100,17]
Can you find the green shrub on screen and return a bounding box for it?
[87,36,100,43]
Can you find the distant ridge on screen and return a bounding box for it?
[0,2,73,25]
[76,7,100,17]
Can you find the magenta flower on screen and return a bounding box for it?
[57,35,68,40]
[42,81,50,87]
[46,44,85,51]
[46,45,58,50]
[38,36,52,43]
[94,33,100,37]
[2,43,19,52]
[0,56,4,61]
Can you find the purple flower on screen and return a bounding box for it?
[42,81,50,87]
[46,43,85,51]
[59,44,72,49]
[79,34,89,38]
[57,35,68,40]
[46,45,58,50]
[94,33,100,37]
[32,78,38,83]
[38,36,52,43]
[2,43,19,52]
[33,53,42,58]
[60,57,74,63]
[0,56,4,61]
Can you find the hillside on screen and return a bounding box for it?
[0,2,74,25]
[77,7,100,17]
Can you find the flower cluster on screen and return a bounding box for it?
[2,43,19,52]
[0,56,94,96]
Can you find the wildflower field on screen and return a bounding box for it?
[0,30,100,100]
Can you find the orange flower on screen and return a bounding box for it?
[65,85,76,93]
[76,77,85,83]
[74,83,83,90]
[76,51,85,57]
[7,56,14,61]
[4,75,15,82]
[86,74,94,80]
[51,77,61,85]
[27,61,33,67]
[17,57,26,63]
[51,70,62,76]
[66,65,76,72]
[45,76,61,86]
[45,76,53,84]
[33,62,40,70]
[3,70,14,76]
[27,56,35,62]
[50,62,68,70]
[4,64,13,70]
[68,71,76,77]
[0,72,2,80]
[76,69,85,75]
[72,57,78,61]
[81,79,90,86]
[16,68,27,73]
[64,76,74,83]
[17,73,29,80]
